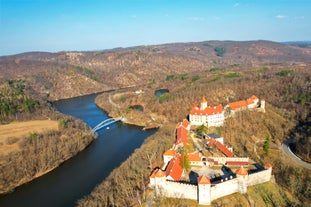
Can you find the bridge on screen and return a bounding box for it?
[93,117,123,132]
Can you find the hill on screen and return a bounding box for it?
[0,40,310,205]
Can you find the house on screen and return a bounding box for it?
[163,149,176,163]
[165,155,183,181]
[189,95,265,126]
[175,119,190,145]
[189,97,224,127]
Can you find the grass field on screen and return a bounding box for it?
[0,120,59,155]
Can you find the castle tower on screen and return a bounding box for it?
[200,97,208,110]
[264,163,273,180]
[154,169,166,195]
[260,99,265,112]
[197,175,211,205]
[236,166,248,194]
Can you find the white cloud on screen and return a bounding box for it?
[275,15,287,19]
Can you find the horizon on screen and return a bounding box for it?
[1,39,311,57]
[1,0,310,56]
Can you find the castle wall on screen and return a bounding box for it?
[210,179,239,200]
[212,157,249,164]
[247,169,271,186]
[157,181,197,200]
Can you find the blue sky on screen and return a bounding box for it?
[0,0,310,55]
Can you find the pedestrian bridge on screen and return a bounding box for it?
[93,117,123,132]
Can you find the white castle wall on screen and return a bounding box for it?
[247,169,271,186]
[211,157,249,164]
[210,179,239,200]
[157,181,197,200]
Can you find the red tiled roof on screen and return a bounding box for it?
[265,163,272,169]
[198,175,211,184]
[181,119,190,128]
[190,104,223,115]
[150,169,158,178]
[176,126,188,144]
[250,95,258,100]
[155,169,166,177]
[164,149,176,156]
[215,141,234,157]
[201,97,207,103]
[207,138,216,147]
[165,155,183,181]
[228,100,248,110]
[188,153,201,162]
[236,166,248,176]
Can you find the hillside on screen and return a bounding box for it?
[1,40,310,97]
[0,40,310,206]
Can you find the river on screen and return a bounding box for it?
[0,93,156,207]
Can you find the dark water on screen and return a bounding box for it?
[0,93,156,207]
[154,89,169,97]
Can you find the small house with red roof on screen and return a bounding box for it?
[163,149,176,163]
[175,119,190,145]
[165,155,183,181]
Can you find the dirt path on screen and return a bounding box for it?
[0,120,59,155]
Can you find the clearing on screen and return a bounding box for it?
[0,120,59,155]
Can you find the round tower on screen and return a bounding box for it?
[236,166,248,194]
[200,97,208,110]
[197,175,211,205]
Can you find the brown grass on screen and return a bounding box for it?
[0,120,59,155]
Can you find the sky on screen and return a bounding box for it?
[0,0,310,56]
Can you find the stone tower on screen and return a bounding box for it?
[200,97,208,110]
[197,175,211,205]
[260,99,265,112]
[236,166,248,194]
[264,163,273,180]
[154,169,166,196]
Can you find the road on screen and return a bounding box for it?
[281,139,311,170]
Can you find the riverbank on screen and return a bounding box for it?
[0,116,95,195]
[95,91,167,127]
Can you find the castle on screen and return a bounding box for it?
[189,95,265,127]
[149,95,272,205]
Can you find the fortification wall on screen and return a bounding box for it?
[212,157,249,163]
[247,169,271,186]
[159,181,197,200]
[211,179,239,200]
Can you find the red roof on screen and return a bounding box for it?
[265,163,272,169]
[215,141,234,157]
[150,169,158,178]
[165,155,183,181]
[207,138,216,147]
[181,119,190,128]
[176,119,190,129]
[176,126,188,144]
[228,100,248,110]
[236,166,248,176]
[198,175,211,184]
[190,104,223,116]
[164,149,176,156]
[250,95,258,100]
[201,97,207,103]
[188,153,201,162]
[155,169,166,177]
